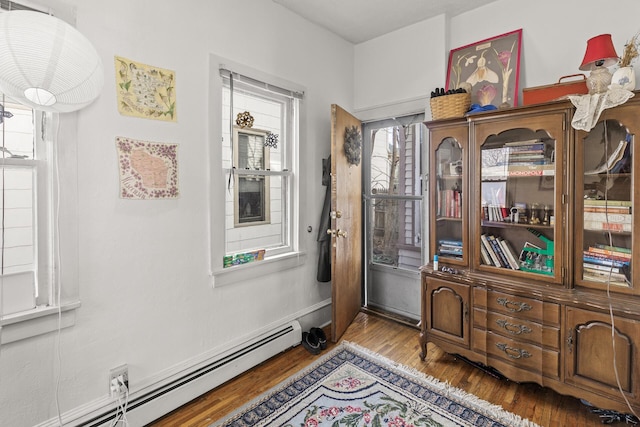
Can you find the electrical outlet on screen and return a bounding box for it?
[109,364,129,398]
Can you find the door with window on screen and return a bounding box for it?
[363,115,426,322]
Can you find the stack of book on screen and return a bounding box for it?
[583,244,631,286]
[583,199,632,232]
[479,234,520,270]
[437,188,462,218]
[438,239,462,258]
[506,140,546,165]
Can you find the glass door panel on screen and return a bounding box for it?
[477,126,559,281]
[434,137,463,261]
[578,119,633,290]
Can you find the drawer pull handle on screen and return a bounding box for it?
[496,297,532,313]
[496,319,532,335]
[496,343,532,359]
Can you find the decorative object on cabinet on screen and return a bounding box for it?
[0,11,104,113]
[522,74,588,105]
[579,34,619,95]
[429,88,471,120]
[568,89,634,131]
[422,94,640,419]
[446,29,522,109]
[612,31,639,92]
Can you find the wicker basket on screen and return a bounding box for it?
[430,92,471,120]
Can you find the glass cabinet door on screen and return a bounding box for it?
[472,113,566,284]
[575,109,637,295]
[429,122,468,266]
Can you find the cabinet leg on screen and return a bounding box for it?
[419,332,427,361]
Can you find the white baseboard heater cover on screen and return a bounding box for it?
[71,320,301,427]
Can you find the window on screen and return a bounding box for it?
[234,127,270,226]
[217,66,302,270]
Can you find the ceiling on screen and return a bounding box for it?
[272,0,501,44]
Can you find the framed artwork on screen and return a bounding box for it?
[446,29,522,109]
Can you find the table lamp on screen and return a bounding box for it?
[579,34,619,94]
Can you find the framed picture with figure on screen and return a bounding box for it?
[446,29,523,109]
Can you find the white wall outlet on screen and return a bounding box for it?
[108,364,129,398]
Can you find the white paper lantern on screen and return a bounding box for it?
[0,10,103,112]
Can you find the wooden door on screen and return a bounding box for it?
[330,104,362,342]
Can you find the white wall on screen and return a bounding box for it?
[0,1,352,426]
[355,0,640,120]
[4,0,640,425]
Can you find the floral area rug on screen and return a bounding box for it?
[211,342,539,427]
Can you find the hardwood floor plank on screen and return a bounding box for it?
[148,312,614,427]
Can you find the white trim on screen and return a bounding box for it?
[211,251,307,287]
[0,301,79,343]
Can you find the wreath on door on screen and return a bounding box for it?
[344,125,362,166]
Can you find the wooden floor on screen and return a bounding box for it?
[148,312,613,427]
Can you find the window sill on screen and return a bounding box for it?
[211,251,307,287]
[1,301,80,344]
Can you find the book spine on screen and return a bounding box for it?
[583,206,631,214]
[583,212,631,223]
[583,199,632,207]
[481,234,501,267]
[438,239,462,246]
[584,221,632,232]
[594,244,631,253]
[588,247,632,259]
[488,235,509,268]
[583,263,621,273]
[480,244,492,266]
[498,238,520,270]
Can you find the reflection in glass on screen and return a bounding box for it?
[369,123,422,269]
[581,120,632,287]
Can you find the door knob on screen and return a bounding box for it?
[327,229,336,236]
[337,230,348,238]
[330,210,342,219]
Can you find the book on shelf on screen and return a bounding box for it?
[584,262,623,274]
[584,221,632,232]
[587,246,632,260]
[583,268,628,284]
[498,238,521,270]
[480,244,492,266]
[504,139,543,147]
[583,206,631,214]
[480,234,519,270]
[438,239,462,247]
[488,235,510,268]
[583,251,630,267]
[583,199,632,207]
[583,211,631,224]
[593,243,631,253]
[480,234,502,267]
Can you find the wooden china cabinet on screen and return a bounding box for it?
[421,94,640,415]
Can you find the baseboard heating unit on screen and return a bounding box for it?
[57,320,302,427]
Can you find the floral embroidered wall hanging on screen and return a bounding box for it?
[116,137,179,199]
[115,56,177,121]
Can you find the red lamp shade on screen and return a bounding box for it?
[580,34,619,70]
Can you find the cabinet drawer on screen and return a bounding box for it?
[485,290,560,325]
[474,308,560,350]
[485,331,560,378]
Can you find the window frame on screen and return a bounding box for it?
[0,104,79,344]
[209,56,306,287]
